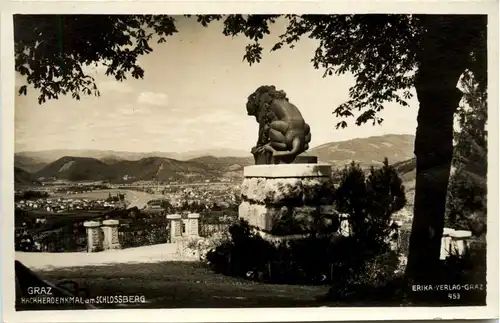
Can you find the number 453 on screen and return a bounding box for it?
[448,293,461,300]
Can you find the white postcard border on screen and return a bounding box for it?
[1,1,499,322]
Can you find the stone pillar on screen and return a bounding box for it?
[102,219,121,250]
[239,163,334,237]
[166,214,182,242]
[338,214,351,236]
[83,221,102,253]
[188,213,200,237]
[450,230,472,257]
[440,228,455,260]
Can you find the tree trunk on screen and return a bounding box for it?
[404,15,483,284]
[405,62,463,284]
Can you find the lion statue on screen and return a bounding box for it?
[246,85,311,164]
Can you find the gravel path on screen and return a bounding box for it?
[16,243,198,270]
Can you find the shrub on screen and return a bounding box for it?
[118,211,169,248]
[326,242,401,301]
[206,219,401,292]
[197,230,232,261]
[207,220,274,278]
[15,228,38,252]
[442,239,486,287]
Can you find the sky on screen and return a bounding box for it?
[15,16,419,154]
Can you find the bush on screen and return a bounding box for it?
[326,242,401,302]
[15,228,38,252]
[118,212,169,248]
[442,239,486,288]
[15,190,49,202]
[405,239,487,305]
[207,220,274,278]
[206,220,400,290]
[196,230,232,261]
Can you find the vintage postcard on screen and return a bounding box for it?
[1,0,499,322]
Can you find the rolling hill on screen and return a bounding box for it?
[15,148,251,165]
[14,167,40,185]
[110,157,219,182]
[34,156,112,182]
[14,155,48,173]
[309,134,415,168]
[32,156,222,183]
[17,134,418,183]
[392,157,417,183]
[188,156,254,171]
[15,134,415,170]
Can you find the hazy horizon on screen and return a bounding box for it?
[15,133,416,155]
[15,15,419,154]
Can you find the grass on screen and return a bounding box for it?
[17,262,330,310]
[16,261,485,310]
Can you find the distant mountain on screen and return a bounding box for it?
[14,156,47,173]
[16,149,175,164]
[33,156,223,183]
[15,134,413,168]
[110,157,219,182]
[14,167,40,185]
[34,156,112,182]
[309,134,415,168]
[15,148,251,165]
[188,156,254,171]
[18,134,417,183]
[174,148,252,160]
[100,156,123,165]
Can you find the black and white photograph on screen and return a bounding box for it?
[1,2,498,322]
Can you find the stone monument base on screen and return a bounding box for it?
[238,163,336,236]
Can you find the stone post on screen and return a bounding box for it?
[440,228,455,260]
[83,221,102,253]
[187,213,200,237]
[338,214,351,237]
[449,230,472,257]
[102,219,121,250]
[389,220,403,252]
[239,163,334,238]
[166,214,182,242]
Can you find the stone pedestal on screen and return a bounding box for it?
[167,214,182,242]
[102,219,121,250]
[450,230,472,256]
[187,213,200,237]
[239,163,334,235]
[83,221,102,253]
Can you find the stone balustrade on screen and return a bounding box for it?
[187,213,200,237]
[440,228,473,260]
[83,221,102,253]
[390,222,473,260]
[83,220,122,252]
[80,212,202,253]
[166,214,183,242]
[102,219,121,250]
